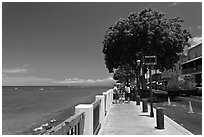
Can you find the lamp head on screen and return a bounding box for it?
[137,60,141,66]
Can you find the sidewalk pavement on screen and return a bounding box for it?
[99,101,193,135]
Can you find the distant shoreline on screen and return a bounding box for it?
[2,85,112,87]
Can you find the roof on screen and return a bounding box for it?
[188,41,202,50]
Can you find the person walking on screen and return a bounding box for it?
[125,84,131,103]
[121,90,126,104]
[113,86,118,104]
[117,86,120,103]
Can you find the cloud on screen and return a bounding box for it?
[168,2,182,7]
[197,25,202,30]
[188,26,202,31]
[188,27,192,30]
[2,75,54,86]
[3,64,31,74]
[2,69,115,86]
[54,77,114,85]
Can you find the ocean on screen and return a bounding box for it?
[2,86,111,135]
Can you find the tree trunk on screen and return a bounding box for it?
[140,74,147,90]
[126,79,129,86]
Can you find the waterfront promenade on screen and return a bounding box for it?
[44,89,194,135]
[99,101,193,135]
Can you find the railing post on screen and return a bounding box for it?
[111,89,113,104]
[106,90,110,110]
[103,92,108,115]
[107,89,112,110]
[75,104,93,135]
[108,90,111,109]
[109,89,113,104]
[95,95,105,126]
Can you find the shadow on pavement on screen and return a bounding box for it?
[138,114,150,117]
[137,89,184,104]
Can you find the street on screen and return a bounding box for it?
[153,91,202,135]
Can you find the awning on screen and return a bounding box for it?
[181,56,202,65]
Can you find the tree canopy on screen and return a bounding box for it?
[102,8,191,73]
[113,64,135,84]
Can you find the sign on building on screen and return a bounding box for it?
[144,56,157,65]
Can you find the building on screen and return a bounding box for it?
[160,41,202,95]
[181,42,202,86]
[160,52,186,91]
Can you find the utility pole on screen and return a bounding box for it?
[156,68,158,90]
[149,65,154,117]
[145,56,157,118]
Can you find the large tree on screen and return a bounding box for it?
[113,64,135,84]
[102,8,191,89]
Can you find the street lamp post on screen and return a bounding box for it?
[137,59,141,91]
[136,60,141,105]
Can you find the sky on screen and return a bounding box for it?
[2,2,202,86]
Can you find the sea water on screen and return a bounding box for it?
[2,86,111,135]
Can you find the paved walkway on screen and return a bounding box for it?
[100,101,193,135]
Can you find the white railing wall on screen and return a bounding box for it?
[74,88,113,135]
[44,88,113,135]
[75,104,93,135]
[95,95,105,126]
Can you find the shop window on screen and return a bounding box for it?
[188,62,194,68]
[182,64,187,69]
[195,58,202,66]
[195,53,198,58]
